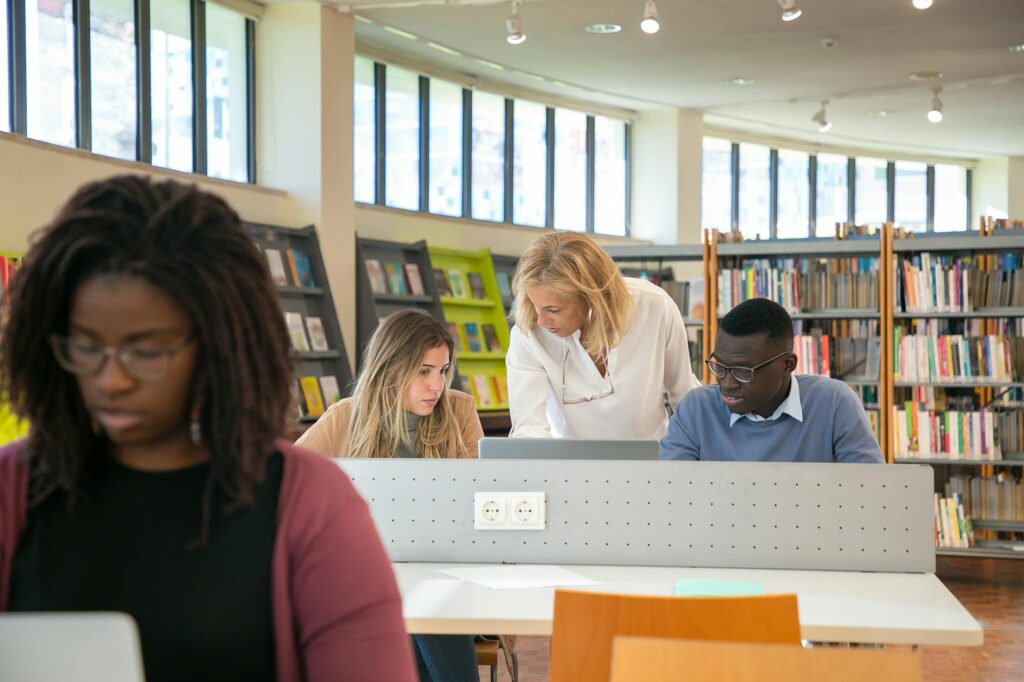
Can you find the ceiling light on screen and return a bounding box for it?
[506,0,526,45]
[383,26,417,40]
[427,42,462,57]
[477,59,505,71]
[912,0,933,9]
[779,0,802,21]
[353,15,373,25]
[641,0,660,34]
[908,70,943,81]
[586,23,622,34]
[1010,44,1024,53]
[927,88,943,123]
[726,77,755,86]
[868,109,895,118]
[811,100,832,133]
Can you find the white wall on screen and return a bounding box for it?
[972,156,1009,226]
[1009,156,1024,220]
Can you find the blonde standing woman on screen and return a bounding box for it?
[507,232,700,440]
[296,308,482,682]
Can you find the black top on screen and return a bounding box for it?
[10,452,283,682]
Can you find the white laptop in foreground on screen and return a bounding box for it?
[478,437,659,460]
[0,612,145,682]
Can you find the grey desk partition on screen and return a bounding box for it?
[339,459,936,573]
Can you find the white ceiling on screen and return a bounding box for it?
[309,0,1024,159]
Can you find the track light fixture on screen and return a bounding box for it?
[927,88,943,123]
[811,100,832,133]
[641,0,660,34]
[506,0,525,45]
[779,0,802,21]
[912,0,934,9]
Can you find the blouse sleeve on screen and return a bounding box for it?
[456,393,484,457]
[506,326,555,438]
[294,402,347,457]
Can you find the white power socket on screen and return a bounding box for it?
[474,492,546,530]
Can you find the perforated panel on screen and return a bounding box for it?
[339,460,936,573]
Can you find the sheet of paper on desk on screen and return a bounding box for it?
[674,579,766,597]
[436,565,601,590]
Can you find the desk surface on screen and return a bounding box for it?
[394,562,983,646]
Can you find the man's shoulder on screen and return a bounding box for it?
[677,385,723,412]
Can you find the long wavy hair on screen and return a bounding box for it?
[347,309,465,459]
[512,231,633,358]
[0,175,293,540]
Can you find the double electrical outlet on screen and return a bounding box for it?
[473,492,546,530]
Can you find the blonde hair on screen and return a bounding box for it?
[512,232,633,358]
[348,309,466,459]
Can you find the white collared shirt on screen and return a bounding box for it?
[506,277,700,440]
[729,374,803,427]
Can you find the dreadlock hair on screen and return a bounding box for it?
[0,175,294,533]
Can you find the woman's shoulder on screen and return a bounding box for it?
[448,389,477,412]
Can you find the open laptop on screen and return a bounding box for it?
[478,437,660,460]
[0,613,146,682]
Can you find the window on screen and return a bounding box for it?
[855,157,888,228]
[701,137,732,232]
[26,0,76,147]
[91,0,137,160]
[1,0,9,132]
[816,153,848,237]
[934,164,968,232]
[512,100,546,227]
[471,91,505,222]
[353,56,376,204]
[151,0,193,172]
[554,107,587,231]
[776,149,809,238]
[384,66,419,211]
[894,161,927,231]
[428,79,462,216]
[205,3,248,182]
[738,143,770,239]
[594,116,627,236]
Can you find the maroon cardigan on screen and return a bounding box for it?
[0,439,416,682]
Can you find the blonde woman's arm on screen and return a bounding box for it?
[506,326,555,438]
[451,390,484,457]
[658,287,701,410]
[294,399,353,457]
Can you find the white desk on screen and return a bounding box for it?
[394,562,983,647]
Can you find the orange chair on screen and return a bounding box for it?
[548,590,801,682]
[609,637,923,682]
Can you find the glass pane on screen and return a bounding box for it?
[384,66,420,211]
[776,149,809,238]
[471,91,505,222]
[428,79,462,216]
[701,137,732,232]
[0,0,9,132]
[91,0,137,160]
[594,116,627,236]
[738,143,770,239]
[26,0,76,147]
[816,153,848,237]
[894,161,927,232]
[353,56,375,204]
[205,4,248,182]
[934,164,968,232]
[512,100,546,227]
[554,108,587,232]
[855,157,888,228]
[151,0,193,172]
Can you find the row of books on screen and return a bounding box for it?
[0,255,22,303]
[792,320,881,380]
[893,331,1024,383]
[934,493,974,549]
[793,335,830,376]
[296,375,343,419]
[459,373,508,408]
[717,257,879,314]
[448,321,502,355]
[945,473,1024,523]
[643,277,705,322]
[263,247,317,288]
[284,312,330,353]
[896,253,1024,312]
[894,406,1002,460]
[366,259,426,296]
[998,411,1024,455]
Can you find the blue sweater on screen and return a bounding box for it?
[659,375,884,463]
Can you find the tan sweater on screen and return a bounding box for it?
[295,389,483,458]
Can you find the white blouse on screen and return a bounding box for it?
[506,277,700,440]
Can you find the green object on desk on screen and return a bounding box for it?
[674,579,766,597]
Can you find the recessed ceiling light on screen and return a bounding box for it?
[586,23,622,34]
[868,109,895,118]
[383,26,417,41]
[1010,44,1024,53]
[908,70,943,81]
[354,15,373,25]
[990,77,1012,85]
[427,42,462,57]
[515,71,545,82]
[477,59,505,71]
[726,77,755,86]
[552,80,568,87]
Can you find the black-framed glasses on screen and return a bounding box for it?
[50,333,196,382]
[561,345,614,405]
[705,351,791,384]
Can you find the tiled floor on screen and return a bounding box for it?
[479,557,1024,682]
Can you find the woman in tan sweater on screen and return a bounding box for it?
[296,308,482,682]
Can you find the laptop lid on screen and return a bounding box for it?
[478,437,659,460]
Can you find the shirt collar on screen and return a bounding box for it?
[729,374,803,426]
